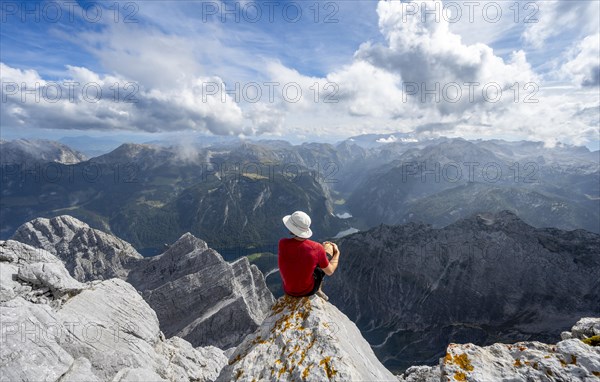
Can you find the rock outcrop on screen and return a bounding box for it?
[399,317,600,382]
[11,215,143,282]
[217,295,396,381]
[0,239,227,382]
[11,215,275,350]
[127,232,275,349]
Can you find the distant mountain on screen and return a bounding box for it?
[347,138,600,233]
[326,210,600,372]
[0,139,87,164]
[341,131,420,149]
[58,135,124,157]
[1,136,598,250]
[0,141,349,250]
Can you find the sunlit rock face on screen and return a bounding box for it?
[0,239,227,382]
[11,216,275,350]
[399,317,600,382]
[217,295,396,382]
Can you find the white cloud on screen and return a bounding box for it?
[355,0,538,113]
[562,34,600,87]
[3,0,598,147]
[258,0,596,146]
[522,1,599,48]
[376,135,397,143]
[0,63,246,135]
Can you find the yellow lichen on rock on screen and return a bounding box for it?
[453,353,474,372]
[319,356,338,379]
[582,335,600,346]
[234,369,243,380]
[514,358,522,367]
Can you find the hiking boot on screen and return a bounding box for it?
[316,289,329,301]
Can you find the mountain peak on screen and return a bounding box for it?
[0,138,87,164]
[450,209,529,230]
[217,295,396,381]
[163,232,209,256]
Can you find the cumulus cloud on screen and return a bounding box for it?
[522,1,599,48]
[354,0,538,114]
[0,63,246,134]
[562,34,600,87]
[261,0,597,147]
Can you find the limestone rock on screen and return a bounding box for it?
[399,317,600,381]
[59,358,101,382]
[441,338,600,381]
[0,138,87,165]
[397,365,441,382]
[217,295,396,381]
[12,215,142,282]
[127,233,275,349]
[12,217,275,350]
[17,262,85,297]
[0,240,227,382]
[570,317,600,340]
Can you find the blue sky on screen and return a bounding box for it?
[1,0,599,148]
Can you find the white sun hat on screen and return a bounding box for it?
[283,211,313,239]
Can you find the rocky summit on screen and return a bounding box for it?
[399,317,600,382]
[0,239,227,382]
[11,215,275,350]
[217,294,397,382]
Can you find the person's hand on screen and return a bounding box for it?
[323,241,334,255]
[331,243,339,256]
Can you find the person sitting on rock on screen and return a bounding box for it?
[278,211,340,301]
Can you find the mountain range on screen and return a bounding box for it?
[326,210,600,372]
[347,138,600,233]
[0,141,350,252]
[1,136,597,254]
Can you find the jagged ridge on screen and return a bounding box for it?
[11,215,275,350]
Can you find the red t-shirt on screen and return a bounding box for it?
[278,238,330,296]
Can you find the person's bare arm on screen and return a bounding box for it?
[322,242,340,276]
